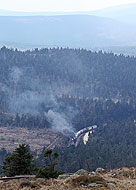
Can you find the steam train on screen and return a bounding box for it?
[72,125,97,145]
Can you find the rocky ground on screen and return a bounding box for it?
[1,167,136,189]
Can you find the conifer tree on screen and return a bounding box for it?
[2,144,34,177]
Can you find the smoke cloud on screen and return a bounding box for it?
[45,110,75,136]
[0,49,93,135]
[0,65,79,135]
[10,66,23,82]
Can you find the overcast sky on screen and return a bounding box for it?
[0,0,136,12]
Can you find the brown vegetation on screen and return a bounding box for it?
[0,127,67,154]
[1,167,136,189]
[68,175,108,187]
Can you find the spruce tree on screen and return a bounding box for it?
[2,144,34,177]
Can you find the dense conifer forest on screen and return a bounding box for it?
[1,47,136,172]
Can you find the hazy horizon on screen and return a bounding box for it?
[0,0,136,12]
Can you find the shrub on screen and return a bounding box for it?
[36,166,62,179]
[69,175,107,187]
[20,180,37,189]
[36,149,62,179]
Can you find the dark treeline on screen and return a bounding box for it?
[1,95,136,131]
[0,112,50,129]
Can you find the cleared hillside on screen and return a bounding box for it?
[0,127,67,154]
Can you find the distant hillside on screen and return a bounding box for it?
[90,3,136,25]
[0,15,135,48]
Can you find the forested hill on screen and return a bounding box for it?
[1,47,136,132]
[0,47,135,129]
[0,47,136,103]
[2,47,136,171]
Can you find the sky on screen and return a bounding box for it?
[0,0,136,12]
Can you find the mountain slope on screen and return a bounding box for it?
[0,15,135,48]
[1,47,136,171]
